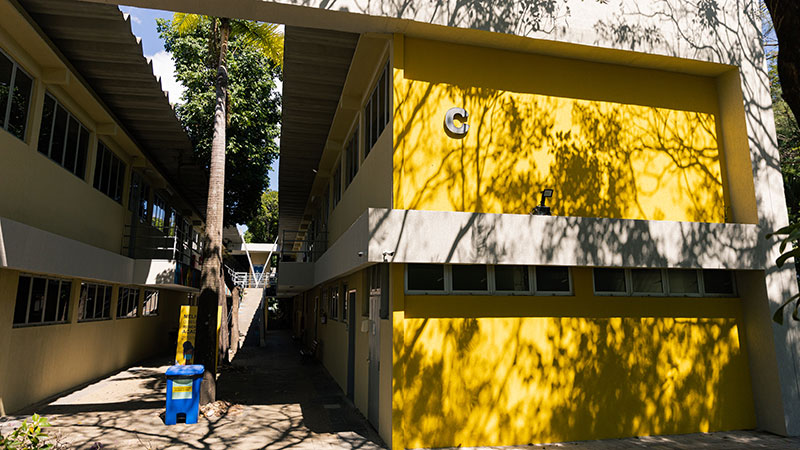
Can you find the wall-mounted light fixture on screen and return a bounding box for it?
[531,189,554,216]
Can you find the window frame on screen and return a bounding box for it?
[93,140,127,203]
[117,286,140,319]
[0,47,33,142]
[364,57,391,157]
[37,92,90,179]
[78,282,112,322]
[142,289,159,316]
[405,264,573,296]
[591,268,737,297]
[532,266,574,296]
[12,274,72,327]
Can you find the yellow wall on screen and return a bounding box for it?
[391,265,755,448]
[0,268,186,414]
[393,36,728,223]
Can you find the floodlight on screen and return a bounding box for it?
[531,189,555,216]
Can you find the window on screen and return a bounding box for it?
[593,268,627,293]
[93,141,126,203]
[152,195,168,231]
[703,269,736,295]
[13,275,71,325]
[0,50,32,140]
[143,289,159,316]
[407,264,445,292]
[494,266,530,292]
[535,266,571,293]
[117,287,140,318]
[329,286,339,320]
[365,60,391,156]
[37,93,90,178]
[452,265,488,292]
[332,161,342,209]
[341,284,349,320]
[79,282,112,321]
[344,128,359,188]
[631,269,664,294]
[406,264,572,295]
[668,269,700,295]
[592,268,736,297]
[129,172,151,223]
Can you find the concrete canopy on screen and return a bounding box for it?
[279,26,358,237]
[16,0,208,218]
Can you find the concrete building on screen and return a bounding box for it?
[0,0,208,415]
[5,0,799,449]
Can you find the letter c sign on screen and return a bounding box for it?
[444,107,469,138]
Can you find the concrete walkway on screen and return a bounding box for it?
[2,330,800,449]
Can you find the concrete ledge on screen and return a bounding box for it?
[368,208,767,269]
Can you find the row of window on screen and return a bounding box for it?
[405,265,738,297]
[13,274,160,326]
[323,58,392,223]
[406,264,572,295]
[593,268,736,296]
[1,48,172,213]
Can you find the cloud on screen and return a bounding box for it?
[148,51,185,104]
[119,6,142,24]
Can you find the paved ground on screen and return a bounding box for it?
[2,329,800,449]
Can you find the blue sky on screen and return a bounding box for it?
[119,6,280,192]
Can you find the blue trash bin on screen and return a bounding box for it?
[165,364,204,425]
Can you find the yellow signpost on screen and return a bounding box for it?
[175,305,197,365]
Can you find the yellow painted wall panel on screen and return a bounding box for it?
[393,37,728,223]
[394,266,755,448]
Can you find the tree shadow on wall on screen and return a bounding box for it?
[395,299,755,448]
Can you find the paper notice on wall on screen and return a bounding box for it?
[175,305,198,365]
[172,378,193,400]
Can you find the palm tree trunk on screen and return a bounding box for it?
[196,17,231,405]
[766,1,800,123]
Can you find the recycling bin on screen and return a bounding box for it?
[165,364,204,425]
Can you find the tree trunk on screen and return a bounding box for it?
[766,1,800,124]
[196,17,231,406]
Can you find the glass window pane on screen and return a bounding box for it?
[703,270,735,295]
[8,68,32,139]
[407,264,444,291]
[377,70,387,136]
[108,155,119,198]
[38,95,55,155]
[537,266,571,292]
[594,268,626,293]
[85,285,96,320]
[452,265,488,291]
[668,270,700,294]
[13,275,31,324]
[50,105,68,164]
[28,277,46,323]
[0,52,13,129]
[102,285,111,318]
[64,117,79,173]
[76,126,89,178]
[631,269,664,294]
[115,160,126,202]
[58,281,71,322]
[44,279,59,322]
[495,265,529,291]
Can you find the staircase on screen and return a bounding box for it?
[237,288,263,348]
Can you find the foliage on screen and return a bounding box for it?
[0,414,53,450]
[771,61,800,223]
[157,17,282,226]
[244,190,278,243]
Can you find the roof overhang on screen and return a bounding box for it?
[16,0,208,218]
[279,26,359,237]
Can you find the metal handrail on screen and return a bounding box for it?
[280,229,328,262]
